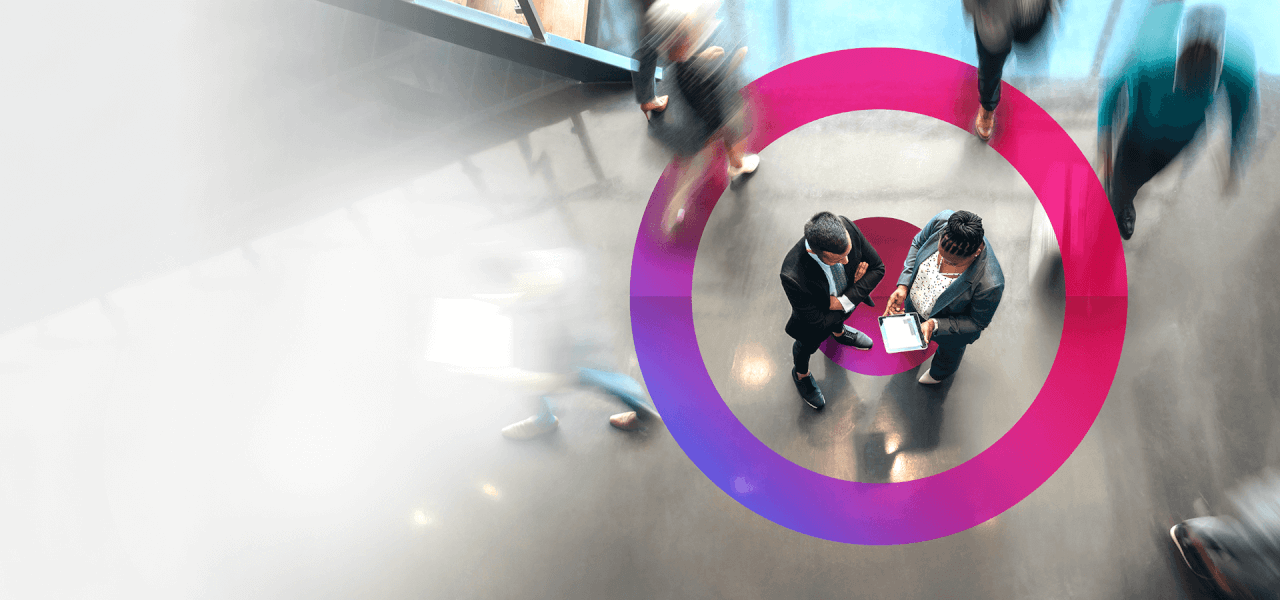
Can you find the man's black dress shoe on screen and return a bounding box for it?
[792,369,826,410]
[831,325,873,351]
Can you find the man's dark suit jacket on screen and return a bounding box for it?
[780,216,885,345]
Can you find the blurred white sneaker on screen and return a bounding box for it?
[728,154,760,178]
[609,411,644,431]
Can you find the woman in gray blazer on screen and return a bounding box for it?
[883,210,1004,384]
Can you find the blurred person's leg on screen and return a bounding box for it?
[577,367,659,421]
[1109,130,1192,239]
[662,150,711,235]
[723,112,759,177]
[921,338,970,383]
[1108,132,1144,240]
[634,45,667,115]
[974,26,1011,141]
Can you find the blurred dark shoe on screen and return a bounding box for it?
[1117,203,1136,240]
[975,106,995,142]
[1170,522,1213,580]
[831,325,873,350]
[792,369,825,410]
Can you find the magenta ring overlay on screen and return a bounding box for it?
[629,49,1128,544]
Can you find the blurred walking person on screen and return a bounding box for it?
[1171,470,1280,599]
[964,0,1059,142]
[1097,2,1257,239]
[635,0,759,235]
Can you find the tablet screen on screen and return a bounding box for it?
[879,313,927,353]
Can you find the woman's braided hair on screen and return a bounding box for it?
[940,211,984,258]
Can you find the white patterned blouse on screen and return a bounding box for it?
[909,251,960,318]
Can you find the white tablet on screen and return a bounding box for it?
[878,312,928,354]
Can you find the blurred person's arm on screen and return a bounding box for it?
[633,39,661,105]
[1221,32,1258,186]
[1096,72,1128,182]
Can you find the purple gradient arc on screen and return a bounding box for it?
[629,49,1128,545]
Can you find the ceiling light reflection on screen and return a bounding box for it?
[731,343,774,389]
[889,452,929,483]
[884,433,903,455]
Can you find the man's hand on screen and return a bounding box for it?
[851,261,869,283]
[883,285,908,317]
[699,46,725,61]
[829,295,842,311]
[921,318,937,343]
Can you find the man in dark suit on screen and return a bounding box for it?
[883,210,1004,384]
[780,212,885,409]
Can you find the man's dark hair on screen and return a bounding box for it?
[941,211,984,257]
[804,212,848,255]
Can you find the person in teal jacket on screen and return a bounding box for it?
[1097,1,1257,240]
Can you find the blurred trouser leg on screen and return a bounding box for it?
[927,338,970,380]
[633,45,659,104]
[578,367,660,420]
[975,26,1011,112]
[1109,131,1192,238]
[1108,136,1142,238]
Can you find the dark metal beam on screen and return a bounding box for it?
[316,0,641,83]
[513,0,546,43]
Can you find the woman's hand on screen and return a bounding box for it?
[921,318,937,343]
[883,285,908,317]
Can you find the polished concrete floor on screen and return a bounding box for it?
[3,0,1280,598]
